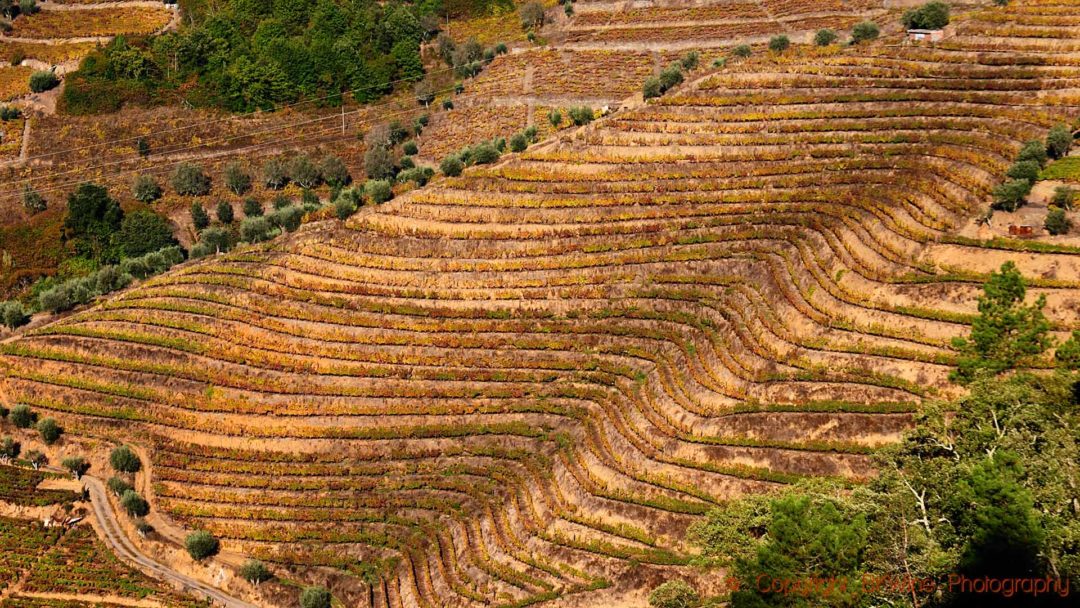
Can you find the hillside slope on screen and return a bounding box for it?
[5,1,1080,607]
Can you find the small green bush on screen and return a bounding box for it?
[110,445,141,473]
[731,44,752,58]
[172,163,212,196]
[815,29,838,46]
[132,175,162,204]
[300,586,332,608]
[240,559,272,585]
[568,106,594,126]
[29,71,59,93]
[440,156,463,177]
[240,216,274,243]
[991,179,1033,212]
[1046,206,1071,235]
[1006,160,1041,183]
[37,418,61,444]
[1047,123,1073,159]
[851,21,880,43]
[902,1,950,30]
[365,179,393,204]
[1052,185,1076,209]
[768,35,790,52]
[121,490,150,517]
[185,531,220,560]
[648,580,699,608]
[107,476,133,496]
[9,404,33,428]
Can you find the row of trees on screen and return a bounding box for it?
[992,125,1072,212]
[643,52,699,100]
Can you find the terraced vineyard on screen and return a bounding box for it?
[562,0,886,49]
[0,472,209,608]
[3,0,1080,606]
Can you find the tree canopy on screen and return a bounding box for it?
[61,0,510,114]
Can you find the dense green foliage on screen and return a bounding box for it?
[851,21,880,43]
[121,489,150,517]
[110,445,142,473]
[951,262,1051,383]
[117,209,178,258]
[185,530,220,560]
[36,417,61,444]
[1045,206,1071,235]
[902,2,950,30]
[240,559,272,585]
[300,587,332,608]
[64,183,123,262]
[61,0,511,114]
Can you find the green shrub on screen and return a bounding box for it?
[240,216,274,243]
[402,140,418,156]
[172,163,211,196]
[334,195,358,220]
[299,586,332,608]
[509,132,528,153]
[815,29,838,46]
[107,476,132,496]
[185,531,220,560]
[991,179,1033,212]
[240,559,272,585]
[1052,185,1076,209]
[288,155,320,188]
[1046,123,1073,159]
[242,197,263,217]
[1017,139,1048,166]
[365,180,393,204]
[320,155,350,186]
[1006,160,1041,183]
[29,71,59,93]
[0,437,18,460]
[470,141,500,164]
[1,301,29,330]
[680,51,700,71]
[121,490,149,517]
[262,158,288,189]
[658,64,684,91]
[216,201,234,224]
[547,109,562,127]
[270,205,304,232]
[732,44,752,58]
[37,418,61,444]
[224,161,252,195]
[440,155,463,177]
[902,1,950,30]
[520,1,544,29]
[22,185,45,213]
[190,202,210,231]
[9,404,33,428]
[648,580,699,608]
[768,35,790,52]
[568,106,594,126]
[110,445,141,473]
[132,175,162,203]
[851,21,880,43]
[62,456,89,478]
[1045,206,1071,235]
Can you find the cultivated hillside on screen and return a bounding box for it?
[4,1,1080,607]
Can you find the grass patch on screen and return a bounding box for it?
[1039,156,1080,181]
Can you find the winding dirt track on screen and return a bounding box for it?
[80,474,259,608]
